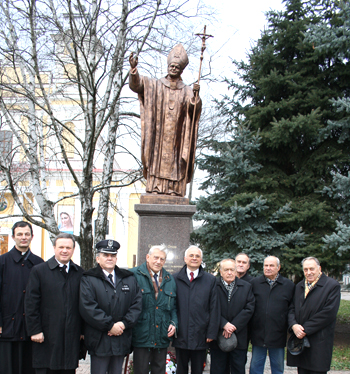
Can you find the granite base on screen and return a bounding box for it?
[134,203,196,273]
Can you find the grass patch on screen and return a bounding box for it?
[337,299,350,324]
[331,345,350,370]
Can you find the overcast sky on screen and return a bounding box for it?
[190,0,286,100]
[187,0,286,198]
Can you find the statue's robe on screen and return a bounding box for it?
[129,69,202,197]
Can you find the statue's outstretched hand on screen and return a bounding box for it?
[129,53,138,69]
[193,83,200,95]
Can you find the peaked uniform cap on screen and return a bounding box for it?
[167,44,189,70]
[96,239,120,254]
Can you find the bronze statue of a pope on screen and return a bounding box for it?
[129,44,202,197]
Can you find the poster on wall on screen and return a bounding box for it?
[57,206,75,234]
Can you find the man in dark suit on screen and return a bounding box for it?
[235,253,253,282]
[210,259,255,374]
[249,256,295,374]
[173,245,219,374]
[25,233,83,374]
[287,256,341,374]
[0,221,43,374]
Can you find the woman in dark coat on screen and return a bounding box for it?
[287,257,341,374]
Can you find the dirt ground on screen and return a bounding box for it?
[334,323,350,346]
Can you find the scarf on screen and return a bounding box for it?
[221,277,235,302]
[304,272,322,298]
[265,273,279,288]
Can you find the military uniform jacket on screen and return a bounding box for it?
[79,265,142,357]
[25,257,84,370]
[0,247,43,341]
[129,262,178,349]
[287,274,341,372]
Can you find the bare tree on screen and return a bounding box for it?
[0,0,206,269]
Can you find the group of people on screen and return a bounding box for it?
[0,221,341,374]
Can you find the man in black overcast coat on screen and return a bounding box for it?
[287,256,341,374]
[173,246,219,374]
[79,240,142,374]
[210,259,255,374]
[25,233,83,374]
[0,221,43,374]
[249,256,295,374]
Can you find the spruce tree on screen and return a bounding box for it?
[306,1,350,260]
[195,0,350,277]
[193,125,305,275]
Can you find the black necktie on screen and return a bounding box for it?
[154,273,159,288]
[108,273,114,286]
[61,265,67,278]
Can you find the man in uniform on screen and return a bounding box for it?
[173,245,219,374]
[79,240,142,374]
[210,259,255,374]
[249,256,295,374]
[287,257,341,374]
[25,233,83,374]
[235,253,253,282]
[0,221,43,374]
[130,244,177,374]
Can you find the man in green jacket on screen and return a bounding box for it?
[130,245,177,374]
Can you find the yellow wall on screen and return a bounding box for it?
[127,193,140,268]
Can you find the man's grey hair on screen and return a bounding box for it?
[302,256,320,266]
[184,245,203,258]
[148,244,167,256]
[264,255,280,267]
[53,233,75,248]
[235,253,251,264]
[219,259,236,270]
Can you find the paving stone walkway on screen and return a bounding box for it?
[76,352,350,374]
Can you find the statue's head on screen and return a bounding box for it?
[167,44,189,78]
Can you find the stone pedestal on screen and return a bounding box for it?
[134,200,196,273]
